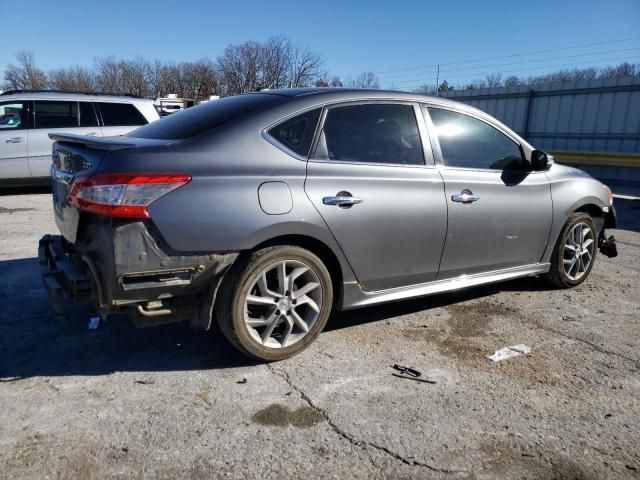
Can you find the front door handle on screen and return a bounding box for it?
[5,137,23,143]
[323,191,364,208]
[451,189,480,204]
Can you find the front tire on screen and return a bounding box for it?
[543,212,597,288]
[215,245,333,361]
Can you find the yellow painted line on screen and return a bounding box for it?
[551,151,640,168]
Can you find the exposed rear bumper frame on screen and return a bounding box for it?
[38,235,95,313]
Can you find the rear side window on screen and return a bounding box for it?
[79,102,99,127]
[97,102,147,126]
[128,93,288,140]
[268,108,321,156]
[33,101,78,129]
[426,108,524,171]
[314,103,424,165]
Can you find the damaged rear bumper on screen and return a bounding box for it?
[39,219,237,327]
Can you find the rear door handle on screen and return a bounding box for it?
[323,192,363,207]
[5,137,23,143]
[451,190,480,204]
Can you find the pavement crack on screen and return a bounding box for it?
[529,321,639,368]
[267,364,462,475]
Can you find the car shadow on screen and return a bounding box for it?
[325,275,551,332]
[0,257,259,381]
[0,256,555,381]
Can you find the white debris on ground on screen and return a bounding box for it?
[487,344,532,362]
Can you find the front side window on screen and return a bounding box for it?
[97,102,147,126]
[33,101,78,129]
[0,101,26,130]
[268,108,321,156]
[426,108,525,171]
[314,103,424,165]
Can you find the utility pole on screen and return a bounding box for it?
[435,64,440,97]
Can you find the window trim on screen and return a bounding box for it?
[421,104,535,173]
[308,100,435,168]
[261,106,323,160]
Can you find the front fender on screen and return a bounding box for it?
[542,164,611,263]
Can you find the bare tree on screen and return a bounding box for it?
[314,75,343,88]
[48,66,95,91]
[463,79,487,90]
[3,50,47,90]
[119,57,152,96]
[156,62,183,97]
[329,76,344,87]
[599,62,637,79]
[217,37,323,94]
[261,36,291,88]
[485,72,503,87]
[217,40,263,95]
[503,75,521,87]
[413,84,437,94]
[180,59,219,99]
[349,72,380,89]
[93,56,123,93]
[288,44,323,87]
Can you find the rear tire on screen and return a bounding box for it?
[543,212,597,288]
[215,245,333,362]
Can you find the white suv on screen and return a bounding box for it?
[0,90,160,184]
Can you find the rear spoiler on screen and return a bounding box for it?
[48,133,137,151]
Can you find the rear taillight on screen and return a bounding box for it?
[68,173,191,219]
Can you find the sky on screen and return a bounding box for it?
[1,0,639,90]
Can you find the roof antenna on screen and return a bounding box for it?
[435,64,440,97]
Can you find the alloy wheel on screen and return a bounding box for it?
[243,260,323,349]
[563,222,595,281]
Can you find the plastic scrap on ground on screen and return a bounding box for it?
[487,344,532,362]
[88,317,100,330]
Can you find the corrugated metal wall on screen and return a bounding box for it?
[441,76,640,154]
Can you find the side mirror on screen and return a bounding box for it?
[531,150,551,171]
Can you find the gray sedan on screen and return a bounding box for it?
[40,88,617,361]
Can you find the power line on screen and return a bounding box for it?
[388,55,640,88]
[348,36,640,78]
[378,47,640,81]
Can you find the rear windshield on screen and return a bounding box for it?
[128,93,288,140]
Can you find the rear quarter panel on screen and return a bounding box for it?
[140,119,358,284]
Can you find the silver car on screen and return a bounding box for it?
[0,90,159,185]
[39,88,617,361]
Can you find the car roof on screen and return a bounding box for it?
[260,87,460,105]
[0,90,154,104]
[257,87,490,118]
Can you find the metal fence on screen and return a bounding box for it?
[441,76,640,155]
